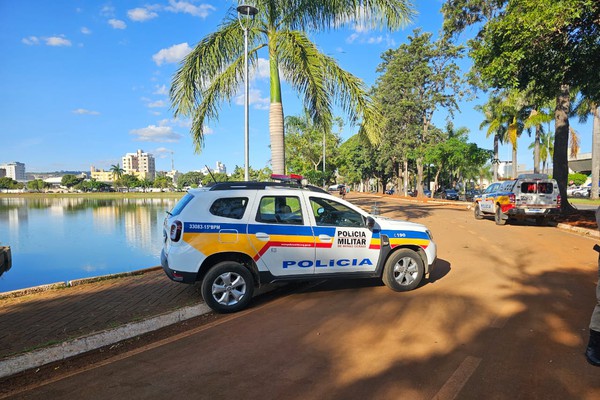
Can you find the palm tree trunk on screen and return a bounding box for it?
[534,125,541,174]
[553,84,575,212]
[512,144,517,179]
[493,134,499,181]
[269,50,285,175]
[269,103,285,175]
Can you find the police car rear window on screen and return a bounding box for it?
[169,193,194,216]
[520,182,553,194]
[210,197,248,220]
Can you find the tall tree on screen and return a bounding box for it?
[170,0,414,175]
[373,29,464,196]
[284,111,342,181]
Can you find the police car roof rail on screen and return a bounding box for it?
[206,181,328,193]
[517,173,549,180]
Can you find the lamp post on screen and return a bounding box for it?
[237,4,258,181]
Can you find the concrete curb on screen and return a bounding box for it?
[557,223,600,238]
[0,303,211,379]
[0,266,162,300]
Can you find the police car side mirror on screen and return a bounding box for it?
[366,216,375,230]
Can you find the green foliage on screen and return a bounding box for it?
[229,166,273,182]
[27,179,49,191]
[61,174,83,188]
[568,173,588,186]
[154,176,173,189]
[0,177,18,189]
[201,172,228,186]
[120,174,140,189]
[284,111,341,184]
[177,171,204,188]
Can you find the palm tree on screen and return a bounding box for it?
[109,164,124,189]
[528,130,554,174]
[476,95,506,181]
[524,107,553,173]
[170,1,414,175]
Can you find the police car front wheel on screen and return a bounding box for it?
[201,262,255,313]
[382,249,424,292]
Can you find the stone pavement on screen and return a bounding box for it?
[0,267,205,378]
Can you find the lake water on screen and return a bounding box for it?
[0,197,179,293]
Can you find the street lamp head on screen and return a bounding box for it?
[237,4,258,17]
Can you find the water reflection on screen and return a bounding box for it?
[0,197,178,293]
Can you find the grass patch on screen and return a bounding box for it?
[568,198,600,205]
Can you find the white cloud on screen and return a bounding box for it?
[165,0,216,18]
[73,108,100,115]
[22,36,40,45]
[203,126,214,135]
[235,88,269,110]
[81,27,92,34]
[253,58,270,79]
[346,33,359,44]
[367,36,383,44]
[152,42,192,66]
[46,36,72,46]
[128,7,158,22]
[130,125,182,142]
[148,100,167,108]
[154,85,168,95]
[108,19,127,29]
[100,5,115,17]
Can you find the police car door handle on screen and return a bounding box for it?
[318,234,333,242]
[255,232,270,241]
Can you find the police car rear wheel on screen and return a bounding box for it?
[382,249,424,292]
[201,262,254,313]
[474,203,483,220]
[495,207,507,226]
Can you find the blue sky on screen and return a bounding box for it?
[0,1,593,175]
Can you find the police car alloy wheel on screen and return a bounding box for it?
[200,261,255,313]
[382,249,424,291]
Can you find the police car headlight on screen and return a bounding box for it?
[426,230,433,240]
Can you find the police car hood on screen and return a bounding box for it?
[373,216,428,232]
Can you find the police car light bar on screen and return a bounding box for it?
[271,174,303,183]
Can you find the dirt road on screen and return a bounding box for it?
[4,195,600,399]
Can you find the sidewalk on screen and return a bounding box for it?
[0,267,208,378]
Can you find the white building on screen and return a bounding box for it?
[202,161,227,175]
[0,162,26,181]
[122,149,155,180]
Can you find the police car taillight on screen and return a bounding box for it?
[170,221,183,242]
[508,193,516,204]
[557,194,561,205]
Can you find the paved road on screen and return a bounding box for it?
[5,196,600,399]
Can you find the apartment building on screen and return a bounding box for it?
[122,149,155,180]
[90,166,115,182]
[0,162,26,181]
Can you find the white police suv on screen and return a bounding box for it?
[161,175,437,313]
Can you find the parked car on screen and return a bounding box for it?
[473,173,560,225]
[567,185,582,197]
[465,189,482,202]
[161,174,437,313]
[434,188,459,200]
[571,184,591,197]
